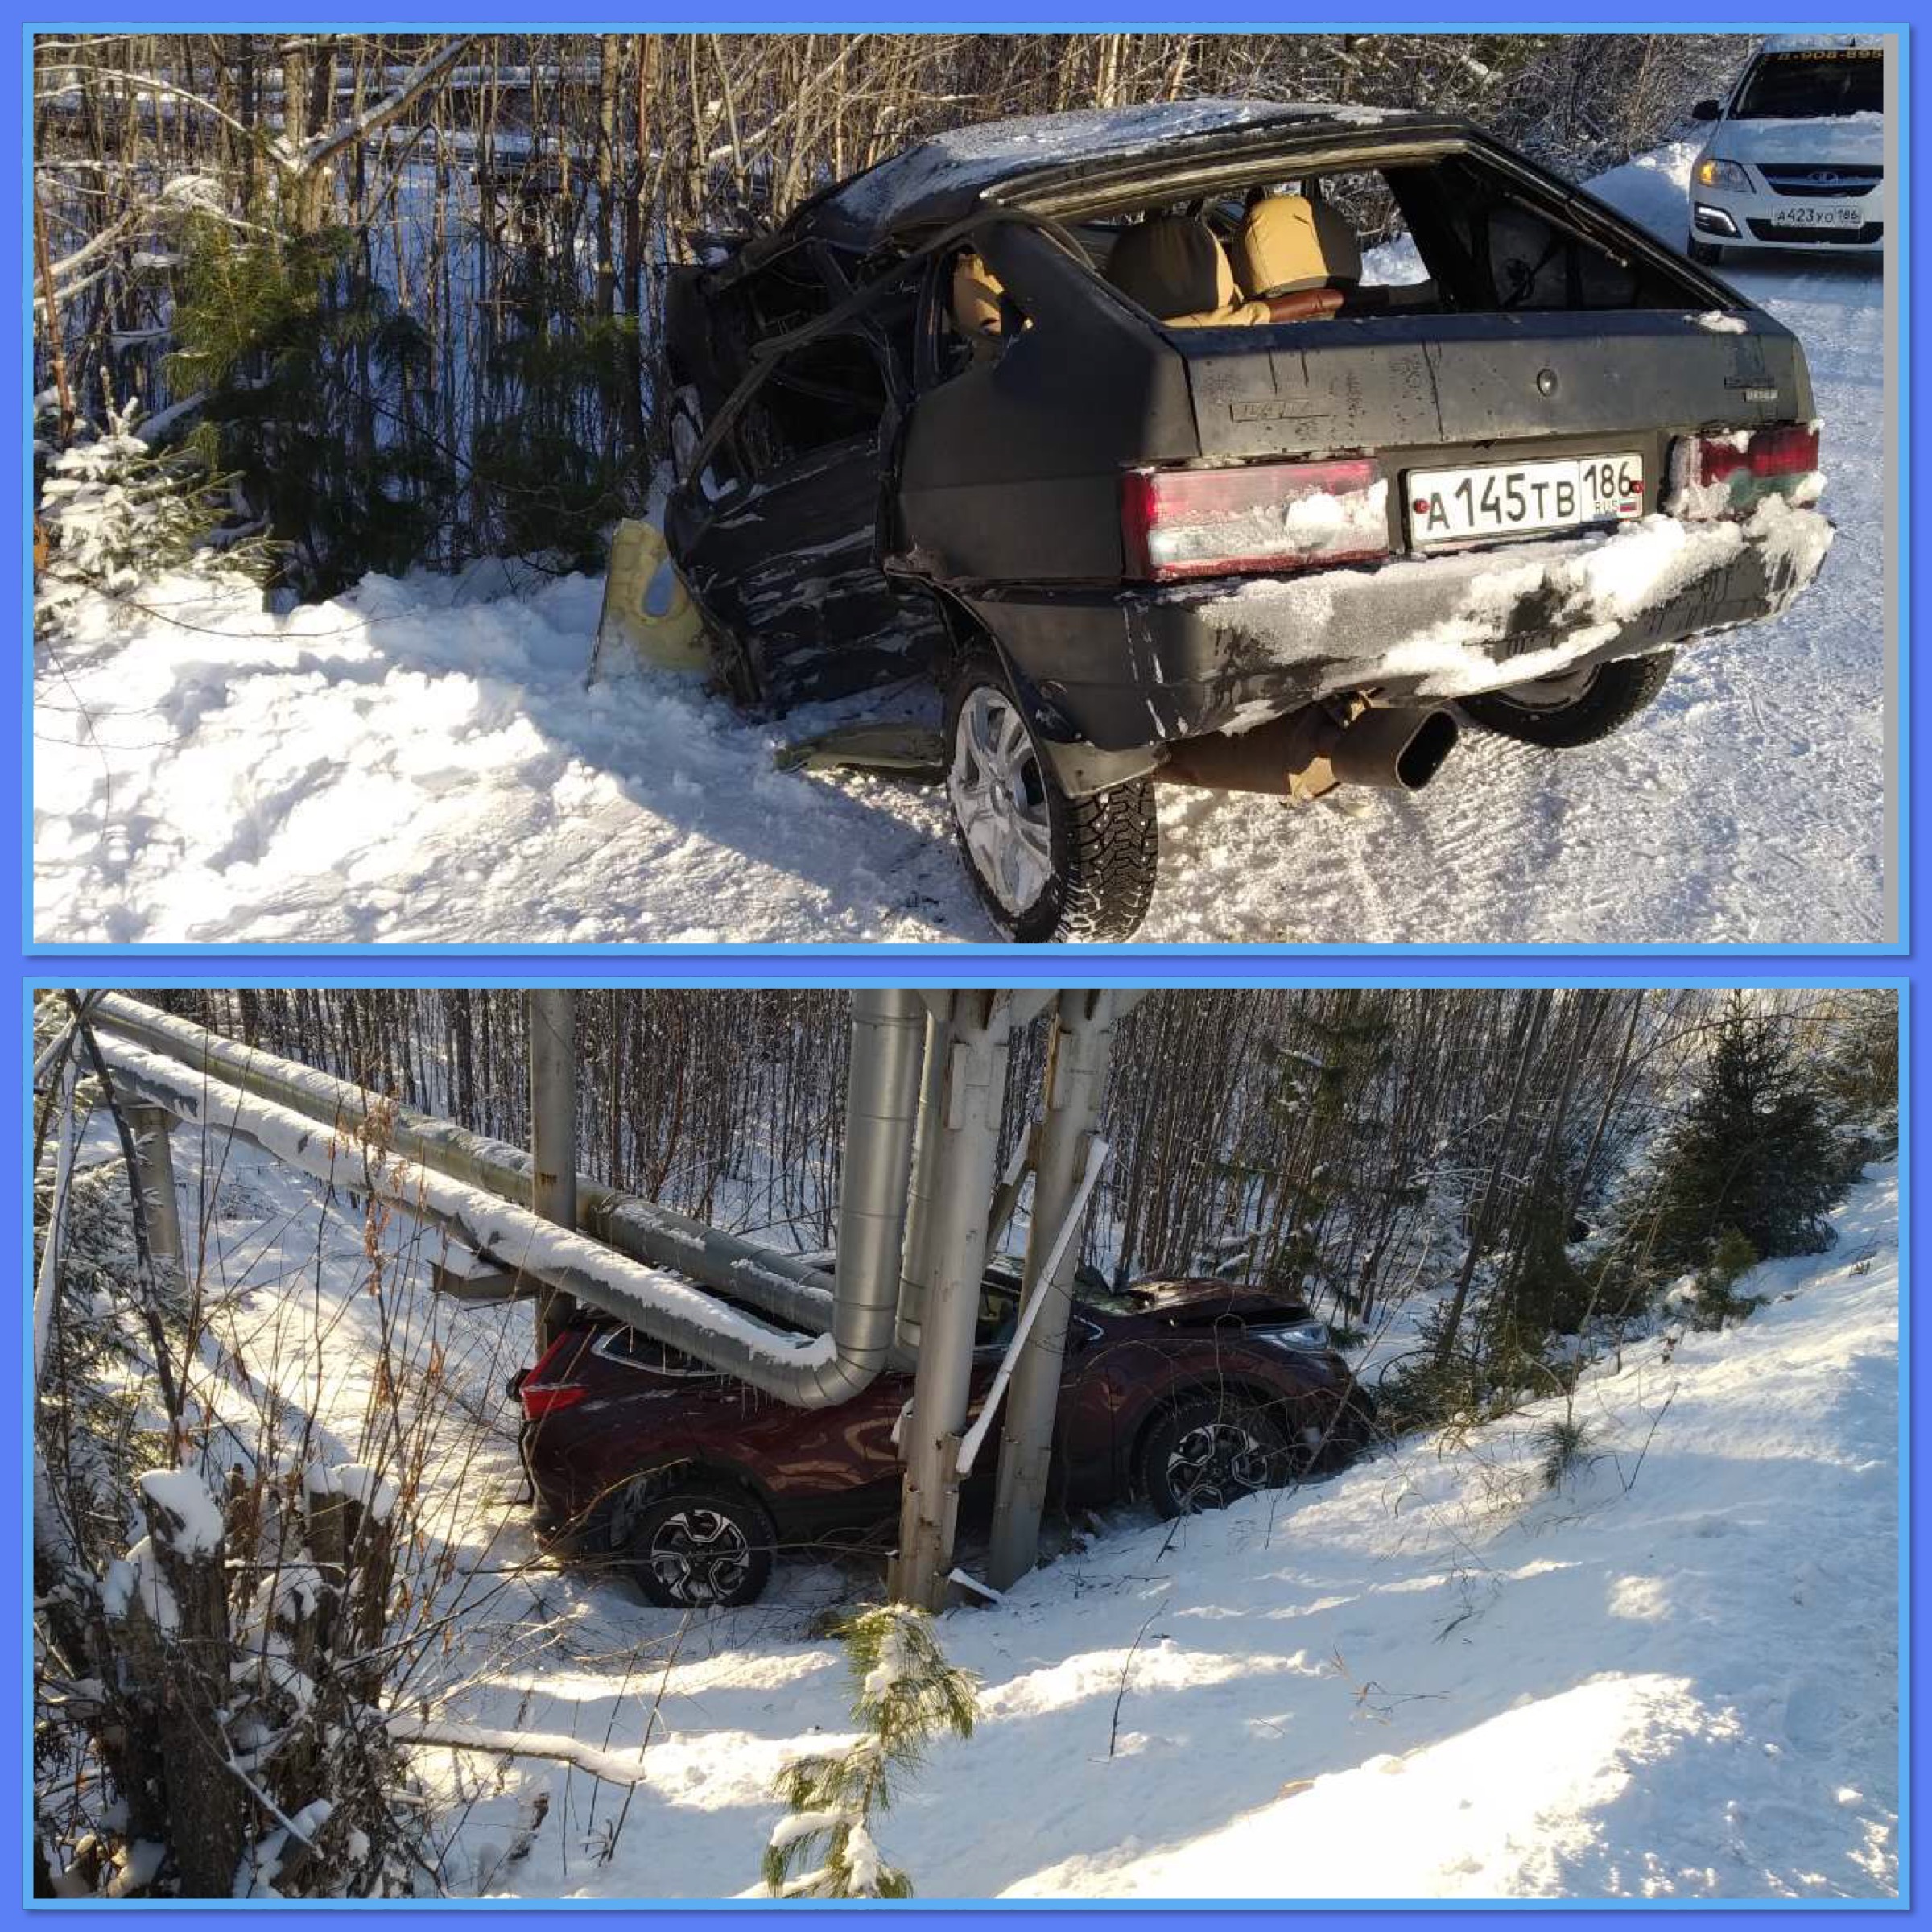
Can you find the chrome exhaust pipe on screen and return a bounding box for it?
[1327,705,1459,791]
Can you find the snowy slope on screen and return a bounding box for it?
[163,1122,1900,1900]
[33,144,1887,946]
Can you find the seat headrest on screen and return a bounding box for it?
[1233,195,1363,298]
[1105,215,1237,322]
[951,250,1005,336]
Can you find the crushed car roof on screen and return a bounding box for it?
[797,97,1429,247]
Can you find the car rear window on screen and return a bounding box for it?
[988,147,1704,332]
[598,1327,713,1377]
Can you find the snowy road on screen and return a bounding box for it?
[32,146,1889,947]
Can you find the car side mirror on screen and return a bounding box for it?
[1691,99,1721,122]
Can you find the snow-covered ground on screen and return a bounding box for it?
[33,142,1888,945]
[160,1120,1899,1900]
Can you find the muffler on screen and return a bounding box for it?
[1157,700,1458,799]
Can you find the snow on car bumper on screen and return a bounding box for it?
[969,497,1833,795]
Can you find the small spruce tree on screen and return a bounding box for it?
[1690,1226,1762,1331]
[1650,994,1842,1271]
[762,1606,976,1899]
[35,394,254,632]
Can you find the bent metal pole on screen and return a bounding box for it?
[92,997,925,1410]
[889,990,1017,1611]
[986,989,1122,1591]
[526,989,580,1349]
[86,993,836,1335]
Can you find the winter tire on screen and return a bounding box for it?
[1137,1396,1288,1519]
[623,1483,775,1608]
[1459,650,1675,749]
[943,649,1158,943]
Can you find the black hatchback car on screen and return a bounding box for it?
[663,99,1831,942]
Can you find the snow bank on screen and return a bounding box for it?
[140,1071,1898,1901]
[33,564,960,945]
[493,1162,1895,1901]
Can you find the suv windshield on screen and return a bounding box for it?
[1732,49,1883,120]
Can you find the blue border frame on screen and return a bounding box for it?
[11,6,1923,1923]
[11,12,1913,963]
[13,968,1913,1918]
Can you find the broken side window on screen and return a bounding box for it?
[925,244,1031,386]
[757,334,889,456]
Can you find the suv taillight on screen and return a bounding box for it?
[1121,459,1389,582]
[518,1330,591,1421]
[1667,422,1822,521]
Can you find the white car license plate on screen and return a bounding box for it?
[1781,201,1865,229]
[1406,452,1645,547]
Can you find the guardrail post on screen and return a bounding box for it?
[127,1104,186,1296]
[527,989,580,1350]
[986,990,1121,1591]
[889,992,1015,1610]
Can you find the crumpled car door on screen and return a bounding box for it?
[671,329,945,712]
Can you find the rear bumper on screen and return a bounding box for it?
[964,500,1832,797]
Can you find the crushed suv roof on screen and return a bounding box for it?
[805,96,1418,246]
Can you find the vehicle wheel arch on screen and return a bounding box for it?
[924,588,1026,704]
[605,1455,779,1549]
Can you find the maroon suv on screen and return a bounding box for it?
[512,1265,1374,1607]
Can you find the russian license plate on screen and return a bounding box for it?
[1406,452,1645,547]
[1781,201,1866,229]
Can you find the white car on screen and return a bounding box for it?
[1687,35,1885,266]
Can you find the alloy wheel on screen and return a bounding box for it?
[1166,1422,1274,1512]
[648,1506,752,1604]
[948,686,1054,915]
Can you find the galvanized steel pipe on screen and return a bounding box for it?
[93,1023,914,1410]
[87,993,836,1334]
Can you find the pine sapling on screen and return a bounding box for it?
[762,1606,976,1899]
[1691,1227,1762,1331]
[1538,1414,1595,1491]
[35,389,259,633]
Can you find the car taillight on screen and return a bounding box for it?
[1121,458,1389,582]
[1667,422,1822,521]
[518,1330,591,1421]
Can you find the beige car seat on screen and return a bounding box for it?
[951,250,1007,341]
[1236,192,1437,310]
[1233,193,1364,298]
[1107,212,1343,328]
